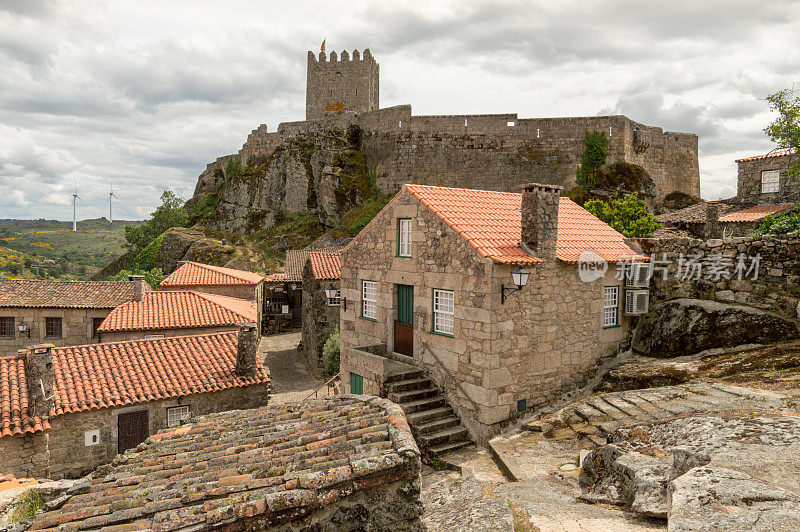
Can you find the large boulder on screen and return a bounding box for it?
[632,298,798,357]
[153,227,205,274]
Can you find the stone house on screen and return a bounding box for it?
[160,260,264,333]
[340,183,647,443]
[96,289,257,342]
[28,396,422,531]
[0,326,269,479]
[0,279,139,352]
[302,250,342,370]
[658,148,797,238]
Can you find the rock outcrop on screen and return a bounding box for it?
[632,298,798,357]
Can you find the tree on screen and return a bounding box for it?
[322,327,340,376]
[110,267,165,290]
[576,130,609,189]
[750,205,800,237]
[764,86,800,179]
[585,193,661,238]
[124,191,188,253]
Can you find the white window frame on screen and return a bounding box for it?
[398,219,412,257]
[761,170,780,193]
[362,281,377,320]
[167,405,190,427]
[603,286,619,328]
[327,289,341,306]
[433,289,455,336]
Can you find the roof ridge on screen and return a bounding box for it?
[51,329,238,352]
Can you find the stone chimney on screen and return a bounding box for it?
[128,275,150,302]
[25,344,55,418]
[520,183,562,260]
[704,202,720,239]
[236,323,259,378]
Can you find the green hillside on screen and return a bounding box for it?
[0,218,142,280]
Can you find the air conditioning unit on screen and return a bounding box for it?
[624,289,650,315]
[625,263,651,288]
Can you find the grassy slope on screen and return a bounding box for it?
[0,218,140,280]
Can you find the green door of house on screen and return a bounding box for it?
[397,285,414,325]
[350,372,363,395]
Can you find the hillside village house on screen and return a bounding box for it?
[340,183,648,443]
[160,260,264,332]
[659,148,798,238]
[97,290,257,342]
[0,279,139,352]
[301,250,342,370]
[0,326,269,480]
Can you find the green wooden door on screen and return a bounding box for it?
[397,284,414,325]
[350,373,363,395]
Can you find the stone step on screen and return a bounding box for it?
[601,394,651,419]
[572,402,607,423]
[416,416,460,435]
[385,370,425,383]
[406,406,454,425]
[585,397,634,421]
[390,387,439,404]
[618,393,671,419]
[421,425,470,447]
[386,377,433,394]
[428,439,472,456]
[399,396,446,414]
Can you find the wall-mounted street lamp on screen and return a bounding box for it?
[501,265,530,304]
[17,320,30,338]
[325,283,346,311]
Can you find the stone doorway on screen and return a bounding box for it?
[118,410,149,454]
[394,284,414,356]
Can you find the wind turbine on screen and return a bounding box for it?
[108,181,117,223]
[72,179,83,232]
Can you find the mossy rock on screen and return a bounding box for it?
[660,191,703,211]
[592,162,657,197]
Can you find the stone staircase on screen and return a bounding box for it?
[385,368,472,457]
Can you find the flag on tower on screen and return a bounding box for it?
[321,39,326,52]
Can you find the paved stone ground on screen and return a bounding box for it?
[259,331,323,404]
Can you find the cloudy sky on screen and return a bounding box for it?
[1,0,798,220]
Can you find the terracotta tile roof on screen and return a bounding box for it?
[308,251,341,280]
[657,200,740,224]
[0,280,134,309]
[718,204,795,223]
[403,184,646,264]
[29,396,420,531]
[160,261,264,289]
[263,272,287,283]
[736,147,796,163]
[282,248,343,282]
[44,332,268,417]
[97,291,256,333]
[0,353,49,439]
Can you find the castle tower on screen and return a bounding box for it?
[305,48,379,120]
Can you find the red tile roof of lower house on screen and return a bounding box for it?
[29,396,420,530]
[283,247,344,282]
[308,251,342,280]
[0,353,50,438]
[718,204,795,223]
[0,280,135,308]
[404,184,647,264]
[735,147,796,162]
[44,332,268,417]
[97,290,256,332]
[160,261,264,288]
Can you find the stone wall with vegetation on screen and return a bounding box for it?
[301,262,339,372]
[633,234,800,319]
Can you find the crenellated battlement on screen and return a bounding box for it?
[306,48,379,120]
[308,49,375,65]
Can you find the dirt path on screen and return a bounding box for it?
[259,331,323,404]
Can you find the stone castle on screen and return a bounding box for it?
[190,49,701,232]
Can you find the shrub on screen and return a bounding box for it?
[110,267,165,289]
[585,192,661,238]
[322,327,340,376]
[750,205,800,237]
[576,130,608,189]
[124,191,188,254]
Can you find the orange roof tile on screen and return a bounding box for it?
[160,261,264,288]
[46,332,269,417]
[97,291,256,333]
[283,247,344,282]
[404,184,646,264]
[736,147,796,163]
[0,280,135,308]
[0,353,49,439]
[308,251,341,280]
[718,204,795,223]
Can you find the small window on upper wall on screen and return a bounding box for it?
[603,287,619,328]
[398,219,412,257]
[761,170,780,193]
[0,317,14,337]
[45,317,62,338]
[167,406,190,427]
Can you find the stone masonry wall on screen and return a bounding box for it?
[633,234,800,319]
[0,307,111,353]
[306,50,379,121]
[340,188,633,443]
[301,262,339,372]
[737,152,799,205]
[1,384,270,480]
